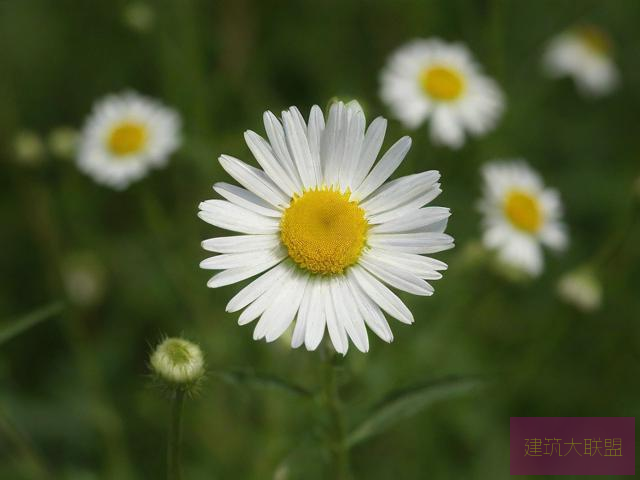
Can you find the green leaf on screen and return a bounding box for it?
[0,302,64,345]
[346,375,483,447]
[213,368,313,398]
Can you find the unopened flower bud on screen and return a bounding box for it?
[557,268,602,312]
[150,337,205,389]
[13,130,45,166]
[48,126,78,159]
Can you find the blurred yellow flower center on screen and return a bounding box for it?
[503,190,543,233]
[577,25,611,56]
[280,189,368,275]
[107,121,148,156]
[420,65,465,101]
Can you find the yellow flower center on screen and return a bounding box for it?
[107,121,148,156]
[420,65,465,101]
[577,25,611,56]
[503,190,543,233]
[280,188,368,275]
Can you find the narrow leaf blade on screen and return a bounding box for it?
[347,375,483,447]
[0,302,64,345]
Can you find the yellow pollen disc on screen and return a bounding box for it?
[280,188,368,275]
[577,25,611,56]
[503,190,544,233]
[420,65,465,101]
[107,121,148,156]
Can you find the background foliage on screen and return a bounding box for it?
[1,0,639,479]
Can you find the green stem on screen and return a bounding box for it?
[167,389,185,480]
[321,349,351,480]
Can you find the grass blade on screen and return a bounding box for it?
[0,302,64,345]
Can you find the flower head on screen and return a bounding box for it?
[150,337,205,388]
[199,101,454,354]
[76,91,180,189]
[543,25,618,97]
[380,39,504,149]
[478,160,568,277]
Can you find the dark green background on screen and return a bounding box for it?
[1,0,639,479]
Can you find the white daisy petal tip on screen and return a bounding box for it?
[199,103,454,353]
[479,159,568,278]
[380,37,505,149]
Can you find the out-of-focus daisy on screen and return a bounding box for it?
[76,91,180,190]
[380,38,504,149]
[542,25,618,97]
[557,268,602,312]
[199,101,454,354]
[478,160,567,277]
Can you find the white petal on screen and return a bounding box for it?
[282,107,318,189]
[200,249,281,270]
[201,234,279,253]
[346,276,393,343]
[213,182,282,217]
[361,171,440,215]
[263,112,303,192]
[369,207,451,234]
[226,262,292,312]
[430,107,465,149]
[244,131,299,196]
[324,278,349,355]
[338,109,365,190]
[366,249,445,279]
[321,102,346,187]
[331,277,369,352]
[237,269,293,325]
[198,200,279,234]
[307,105,325,181]
[304,278,327,351]
[359,253,434,296]
[349,266,414,324]
[366,185,443,224]
[253,272,309,342]
[352,136,412,201]
[206,251,286,288]
[351,117,387,190]
[291,281,313,348]
[368,232,455,254]
[218,155,290,208]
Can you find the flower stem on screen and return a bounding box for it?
[167,388,185,480]
[321,348,351,480]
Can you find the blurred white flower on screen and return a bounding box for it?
[61,252,107,307]
[150,337,205,387]
[122,2,155,33]
[542,25,618,97]
[76,91,180,189]
[478,160,568,277]
[48,126,78,159]
[380,38,504,149]
[199,101,454,354]
[557,268,602,312]
[13,130,45,166]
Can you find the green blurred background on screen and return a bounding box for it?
[1,0,639,478]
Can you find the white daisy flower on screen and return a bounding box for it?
[478,160,568,277]
[198,101,454,354]
[76,91,180,189]
[380,38,504,149]
[542,25,618,97]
